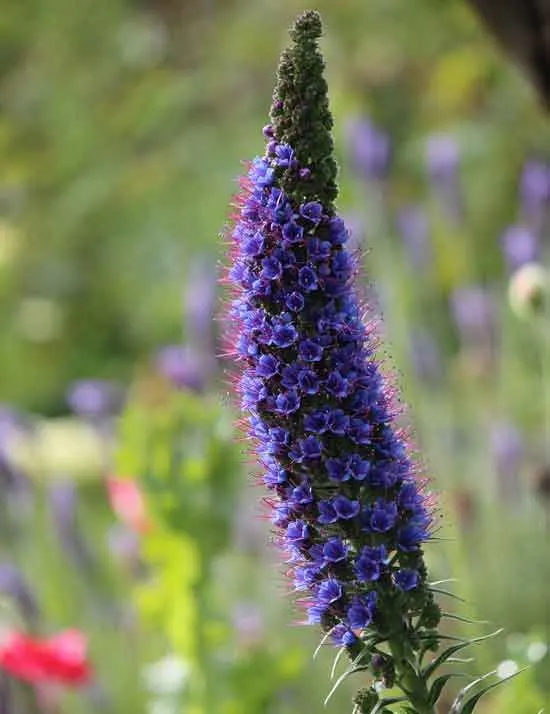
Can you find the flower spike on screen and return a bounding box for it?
[223,11,499,712]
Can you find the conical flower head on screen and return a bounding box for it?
[225,11,442,709]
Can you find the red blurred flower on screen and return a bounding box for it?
[0,630,91,686]
[106,476,151,534]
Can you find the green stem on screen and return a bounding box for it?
[389,639,435,714]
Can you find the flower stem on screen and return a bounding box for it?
[389,638,435,714]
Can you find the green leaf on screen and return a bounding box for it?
[423,628,504,679]
[370,697,407,713]
[428,587,467,603]
[324,646,372,704]
[323,664,370,707]
[453,667,527,713]
[313,627,337,660]
[428,672,471,705]
[441,612,490,626]
[330,646,347,679]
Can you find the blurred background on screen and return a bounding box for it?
[0,0,549,711]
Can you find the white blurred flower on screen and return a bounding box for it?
[527,641,548,663]
[142,655,189,697]
[497,659,519,679]
[508,263,550,319]
[5,418,104,480]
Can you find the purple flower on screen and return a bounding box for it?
[304,410,329,433]
[300,436,322,460]
[325,458,350,482]
[450,286,495,348]
[48,481,95,571]
[66,379,122,418]
[346,118,391,181]
[355,557,381,583]
[262,256,283,280]
[317,578,343,604]
[156,346,207,392]
[298,368,320,394]
[300,201,323,223]
[225,15,435,671]
[322,537,348,563]
[500,224,539,271]
[286,520,310,546]
[283,221,304,243]
[369,500,398,532]
[257,354,280,379]
[286,291,305,312]
[0,563,39,622]
[299,339,323,362]
[318,500,338,524]
[520,159,550,232]
[272,323,298,348]
[425,134,463,223]
[275,390,301,415]
[396,205,431,270]
[331,624,357,646]
[333,495,360,520]
[299,266,318,292]
[394,569,419,591]
[347,593,377,629]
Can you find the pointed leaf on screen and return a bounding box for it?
[455,667,527,714]
[430,578,459,586]
[371,697,407,713]
[423,628,504,679]
[428,673,472,705]
[330,646,347,679]
[313,627,337,660]
[323,665,370,707]
[441,612,490,626]
[429,587,467,603]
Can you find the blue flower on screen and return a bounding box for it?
[333,495,360,520]
[300,201,323,223]
[322,537,348,563]
[299,339,323,362]
[286,291,305,312]
[299,266,319,292]
[394,569,419,591]
[317,578,343,604]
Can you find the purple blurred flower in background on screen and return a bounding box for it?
[155,345,207,392]
[396,205,431,270]
[409,329,441,383]
[184,260,217,348]
[106,524,143,579]
[519,159,550,235]
[0,408,33,518]
[0,563,39,623]
[66,380,123,420]
[48,481,95,572]
[500,224,539,271]
[489,421,523,503]
[232,602,265,649]
[450,286,495,348]
[425,134,463,224]
[346,118,391,181]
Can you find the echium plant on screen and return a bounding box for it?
[225,12,504,713]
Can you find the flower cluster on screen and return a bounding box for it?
[227,127,435,649]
